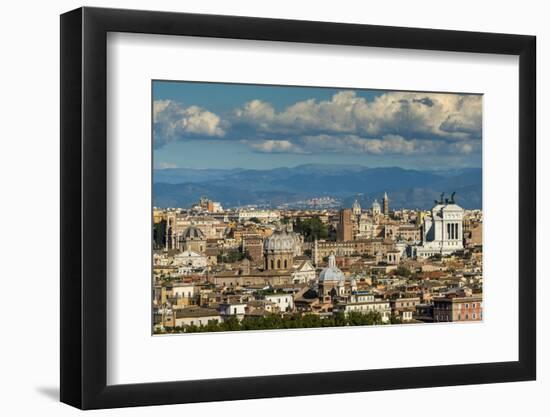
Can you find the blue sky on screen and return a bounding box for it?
[153,81,482,170]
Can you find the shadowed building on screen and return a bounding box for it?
[211,269,293,287]
[337,208,353,241]
[312,238,396,262]
[242,233,263,263]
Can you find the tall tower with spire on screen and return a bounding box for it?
[383,192,389,217]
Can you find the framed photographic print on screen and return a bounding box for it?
[60,7,536,410]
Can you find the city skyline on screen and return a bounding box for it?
[153,194,483,334]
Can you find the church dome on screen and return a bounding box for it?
[319,254,345,282]
[352,199,361,214]
[179,226,205,241]
[263,230,295,252]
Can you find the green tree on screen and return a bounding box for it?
[217,250,247,264]
[221,316,241,331]
[333,311,347,326]
[203,320,223,332]
[153,220,166,250]
[294,217,329,242]
[185,324,200,333]
[395,266,411,277]
[366,311,384,325]
[301,314,323,328]
[345,311,383,326]
[174,310,389,334]
[347,311,369,326]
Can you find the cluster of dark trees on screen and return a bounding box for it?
[393,266,412,277]
[153,220,167,250]
[216,250,249,264]
[293,217,330,242]
[155,311,385,334]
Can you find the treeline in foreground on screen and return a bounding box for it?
[155,311,400,334]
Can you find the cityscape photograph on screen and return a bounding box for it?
[152,81,483,334]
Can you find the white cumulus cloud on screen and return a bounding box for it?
[245,139,307,154]
[153,90,482,158]
[231,91,482,142]
[153,100,226,148]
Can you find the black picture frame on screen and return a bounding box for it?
[60,6,536,410]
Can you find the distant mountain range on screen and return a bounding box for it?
[153,164,482,210]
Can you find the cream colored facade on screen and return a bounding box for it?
[337,292,391,322]
[415,199,464,258]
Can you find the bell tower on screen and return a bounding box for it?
[383,192,389,217]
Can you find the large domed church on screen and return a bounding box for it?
[178,226,206,254]
[263,229,295,270]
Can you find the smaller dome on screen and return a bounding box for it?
[319,254,345,283]
[179,226,205,241]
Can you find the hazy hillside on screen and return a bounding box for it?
[153,164,482,210]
